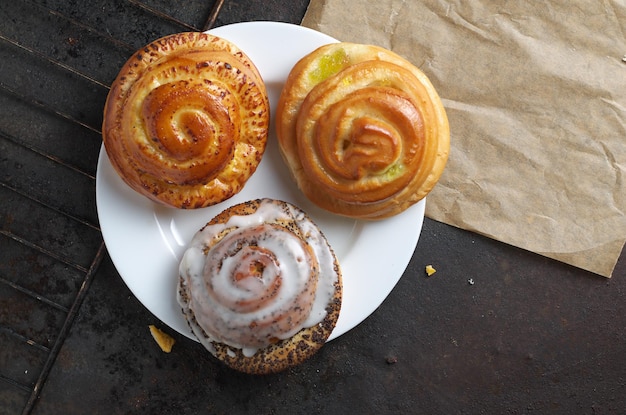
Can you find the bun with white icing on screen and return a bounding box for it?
[177,198,342,374]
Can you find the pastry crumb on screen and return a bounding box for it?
[149,325,175,353]
[385,355,398,364]
[425,264,437,276]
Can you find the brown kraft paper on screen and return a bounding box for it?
[302,0,626,277]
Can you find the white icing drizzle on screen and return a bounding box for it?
[178,199,338,356]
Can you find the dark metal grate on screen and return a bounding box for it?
[0,1,227,413]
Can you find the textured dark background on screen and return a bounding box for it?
[1,1,625,414]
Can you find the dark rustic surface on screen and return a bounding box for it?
[1,1,625,414]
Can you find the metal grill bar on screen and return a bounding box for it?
[126,0,201,32]
[203,0,226,31]
[0,276,69,313]
[0,326,51,353]
[3,231,88,271]
[0,164,99,233]
[0,33,110,90]
[0,373,32,394]
[43,7,136,54]
[0,127,99,180]
[0,82,102,137]
[22,243,107,415]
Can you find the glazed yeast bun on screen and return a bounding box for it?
[103,32,269,209]
[177,198,342,374]
[276,42,449,219]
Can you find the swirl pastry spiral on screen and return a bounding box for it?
[102,32,269,208]
[277,42,449,219]
[177,198,342,374]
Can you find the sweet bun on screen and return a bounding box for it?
[177,198,342,374]
[276,42,450,219]
[102,32,269,209]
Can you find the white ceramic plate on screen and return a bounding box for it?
[96,21,424,342]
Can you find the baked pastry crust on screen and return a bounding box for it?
[177,199,342,374]
[103,32,269,208]
[276,42,449,219]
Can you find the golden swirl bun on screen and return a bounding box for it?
[177,198,342,374]
[102,32,269,208]
[276,42,449,219]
